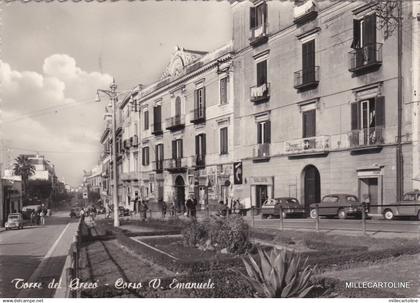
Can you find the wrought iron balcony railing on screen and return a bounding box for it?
[253,143,270,160]
[190,107,206,124]
[152,122,163,135]
[348,127,385,149]
[166,115,185,131]
[250,82,270,103]
[349,43,383,74]
[284,135,330,155]
[293,0,318,24]
[249,22,268,47]
[294,66,319,90]
[164,157,188,172]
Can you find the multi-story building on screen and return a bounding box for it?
[118,45,234,211]
[99,122,112,204]
[231,0,418,213]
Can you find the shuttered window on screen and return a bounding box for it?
[220,127,228,155]
[172,139,183,159]
[153,105,161,128]
[302,40,315,83]
[142,147,149,166]
[257,121,271,144]
[350,97,385,130]
[194,87,206,118]
[155,144,164,161]
[351,14,376,49]
[302,110,316,138]
[250,2,267,29]
[195,134,206,156]
[220,77,228,104]
[257,60,267,86]
[144,110,149,130]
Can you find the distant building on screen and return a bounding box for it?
[1,178,22,226]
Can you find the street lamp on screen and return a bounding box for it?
[95,79,125,227]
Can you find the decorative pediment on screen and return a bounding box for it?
[160,46,207,80]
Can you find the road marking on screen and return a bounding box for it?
[18,222,71,297]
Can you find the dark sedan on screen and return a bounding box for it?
[261,197,306,219]
[309,194,365,219]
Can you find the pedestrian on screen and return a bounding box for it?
[36,210,40,225]
[217,200,227,217]
[140,200,148,221]
[160,199,167,218]
[185,196,193,217]
[169,201,176,217]
[40,209,45,225]
[80,208,85,221]
[30,210,36,226]
[191,197,197,218]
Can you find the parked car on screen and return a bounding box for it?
[261,197,305,219]
[309,194,365,219]
[5,213,24,230]
[383,190,420,220]
[118,206,130,217]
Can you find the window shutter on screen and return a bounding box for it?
[351,19,361,49]
[375,96,385,127]
[351,102,360,130]
[172,140,176,159]
[364,14,377,45]
[195,135,199,156]
[142,148,144,165]
[202,134,206,155]
[262,2,267,24]
[194,89,198,111]
[180,140,183,158]
[257,122,262,144]
[257,61,267,86]
[250,7,256,29]
[264,120,271,143]
[202,87,206,110]
[155,145,158,162]
[302,40,315,74]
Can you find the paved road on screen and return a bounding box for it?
[247,217,420,235]
[0,212,78,298]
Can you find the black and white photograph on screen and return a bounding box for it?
[0,0,420,300]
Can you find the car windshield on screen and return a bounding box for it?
[347,196,358,202]
[264,199,277,206]
[403,194,416,201]
[285,198,298,204]
[322,196,339,203]
[9,215,20,220]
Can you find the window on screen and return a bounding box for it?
[153,105,162,130]
[257,121,271,144]
[351,97,385,131]
[144,110,149,130]
[195,134,206,156]
[175,96,182,117]
[302,40,315,83]
[155,144,164,161]
[351,14,376,49]
[322,196,338,203]
[194,87,206,118]
[142,146,149,166]
[302,109,316,138]
[220,127,228,155]
[256,60,267,86]
[250,2,267,30]
[172,139,183,159]
[134,152,138,172]
[220,77,228,105]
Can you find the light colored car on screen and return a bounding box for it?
[261,197,306,219]
[5,213,24,230]
[383,190,420,220]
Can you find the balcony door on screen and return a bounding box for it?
[194,87,206,119]
[302,40,315,84]
[195,134,206,165]
[303,165,320,214]
[175,96,182,124]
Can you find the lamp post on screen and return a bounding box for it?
[96,79,122,227]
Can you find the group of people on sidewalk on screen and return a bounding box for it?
[30,204,49,226]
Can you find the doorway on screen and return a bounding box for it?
[303,165,321,214]
[359,177,378,211]
[174,175,185,212]
[255,185,268,213]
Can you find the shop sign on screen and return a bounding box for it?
[233,162,243,185]
[248,176,273,185]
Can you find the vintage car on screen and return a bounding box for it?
[5,213,24,230]
[309,194,365,219]
[261,197,306,219]
[118,206,130,217]
[383,190,420,220]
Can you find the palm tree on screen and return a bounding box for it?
[13,155,35,203]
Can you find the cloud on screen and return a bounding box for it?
[0,55,113,186]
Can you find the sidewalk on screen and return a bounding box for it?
[17,221,80,298]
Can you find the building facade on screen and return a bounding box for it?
[116,45,235,211]
[231,0,417,213]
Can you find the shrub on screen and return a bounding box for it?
[181,215,251,254]
[238,248,316,298]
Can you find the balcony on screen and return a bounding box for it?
[293,0,318,25]
[152,122,163,136]
[284,135,330,158]
[193,154,206,169]
[349,43,383,75]
[190,108,206,124]
[166,115,185,131]
[164,158,188,173]
[348,127,385,152]
[249,23,268,47]
[154,160,164,174]
[250,82,270,103]
[294,66,319,91]
[131,135,138,147]
[253,143,270,162]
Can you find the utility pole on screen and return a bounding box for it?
[97,79,120,227]
[396,0,403,200]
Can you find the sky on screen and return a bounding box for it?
[0,1,232,187]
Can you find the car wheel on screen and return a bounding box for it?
[261,214,268,219]
[5,227,8,231]
[338,209,347,219]
[281,211,287,219]
[417,211,420,221]
[384,209,394,220]
[310,209,318,219]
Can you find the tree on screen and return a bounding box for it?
[13,155,35,202]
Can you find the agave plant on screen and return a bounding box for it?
[238,247,316,298]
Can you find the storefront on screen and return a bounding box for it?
[248,176,274,212]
